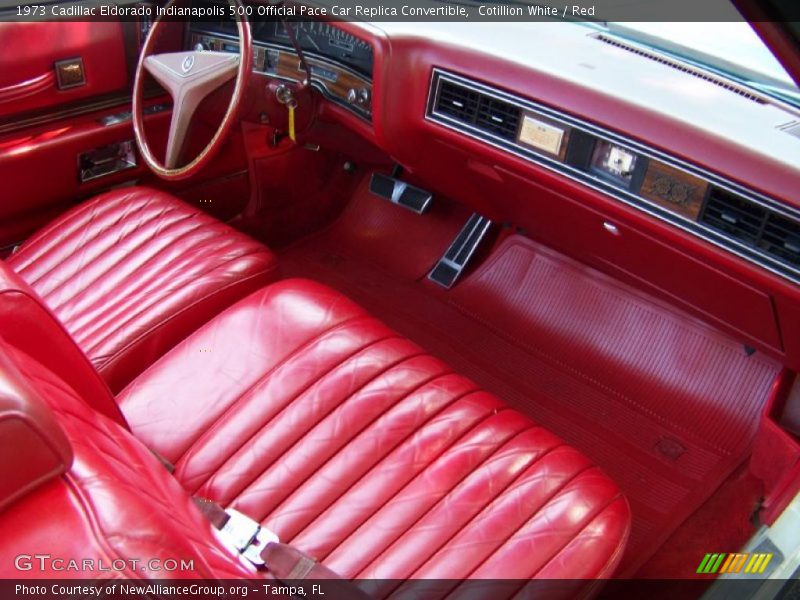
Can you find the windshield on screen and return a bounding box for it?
[437,0,800,108]
[601,21,800,107]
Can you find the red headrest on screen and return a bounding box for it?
[0,343,73,511]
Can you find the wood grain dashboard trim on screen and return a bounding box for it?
[273,51,372,118]
[191,29,372,121]
[640,161,709,221]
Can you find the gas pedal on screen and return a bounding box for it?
[428,213,492,288]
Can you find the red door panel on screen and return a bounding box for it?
[0,106,172,248]
[0,22,129,120]
[0,19,140,248]
[0,18,251,248]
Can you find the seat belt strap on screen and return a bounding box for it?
[192,497,229,529]
[261,543,371,600]
[260,542,344,580]
[150,448,175,474]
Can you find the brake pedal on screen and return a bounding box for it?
[428,213,492,288]
[369,172,433,215]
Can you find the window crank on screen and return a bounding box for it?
[275,84,298,143]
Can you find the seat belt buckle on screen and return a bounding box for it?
[219,508,279,567]
[241,527,280,567]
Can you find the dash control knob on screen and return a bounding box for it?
[347,88,371,106]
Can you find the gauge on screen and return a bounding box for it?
[296,22,323,52]
[275,21,373,77]
[227,20,374,77]
[590,140,639,187]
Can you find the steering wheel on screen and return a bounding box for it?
[132,0,252,180]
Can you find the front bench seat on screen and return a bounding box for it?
[0,278,629,589]
[7,186,277,392]
[118,279,631,585]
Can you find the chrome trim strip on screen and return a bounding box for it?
[426,68,800,286]
[0,94,131,135]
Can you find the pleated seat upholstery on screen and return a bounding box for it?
[7,186,277,391]
[119,279,631,583]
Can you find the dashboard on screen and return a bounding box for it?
[427,69,800,285]
[190,18,374,120]
[182,14,800,366]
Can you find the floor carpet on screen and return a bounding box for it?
[278,177,780,576]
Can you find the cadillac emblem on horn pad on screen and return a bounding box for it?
[181,55,195,74]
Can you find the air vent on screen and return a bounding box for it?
[701,188,767,245]
[435,80,520,141]
[436,80,480,123]
[701,187,800,269]
[477,96,520,139]
[593,34,765,105]
[761,213,800,267]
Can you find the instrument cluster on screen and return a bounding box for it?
[253,21,373,78]
[190,14,375,119]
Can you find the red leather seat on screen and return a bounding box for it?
[119,279,631,582]
[6,186,278,392]
[0,276,630,588]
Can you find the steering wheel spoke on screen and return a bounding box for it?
[144,51,239,168]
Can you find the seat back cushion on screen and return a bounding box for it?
[7,187,278,392]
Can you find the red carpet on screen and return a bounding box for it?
[279,178,779,576]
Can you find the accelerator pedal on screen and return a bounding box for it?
[428,213,492,288]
